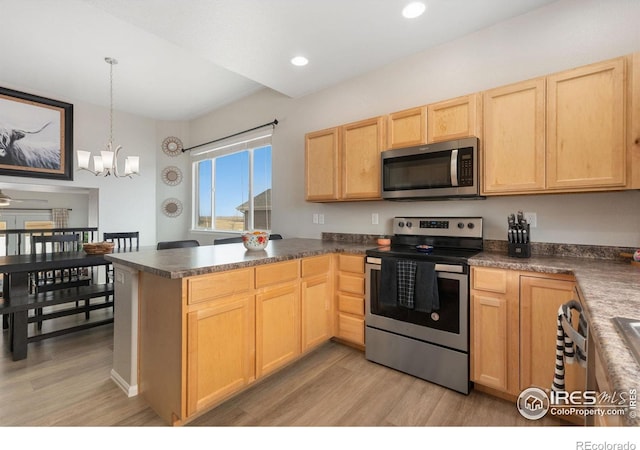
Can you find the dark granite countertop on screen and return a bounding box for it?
[107,237,639,425]
[469,252,640,426]
[105,238,370,279]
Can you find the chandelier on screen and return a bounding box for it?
[77,57,140,177]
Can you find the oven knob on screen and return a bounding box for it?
[467,222,475,229]
[457,222,465,229]
[406,221,412,228]
[398,221,405,228]
[431,312,440,321]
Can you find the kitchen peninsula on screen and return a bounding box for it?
[105,238,371,425]
[106,238,640,427]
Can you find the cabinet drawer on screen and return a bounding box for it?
[338,293,364,317]
[337,313,365,345]
[187,269,252,304]
[338,254,364,274]
[338,273,364,295]
[301,254,331,278]
[255,260,299,288]
[472,267,508,293]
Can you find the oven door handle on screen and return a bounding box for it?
[366,258,464,274]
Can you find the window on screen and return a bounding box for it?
[193,142,272,232]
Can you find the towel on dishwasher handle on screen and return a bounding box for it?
[414,261,439,313]
[552,300,587,392]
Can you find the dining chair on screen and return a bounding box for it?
[30,233,92,327]
[213,234,282,245]
[30,234,88,291]
[157,239,200,250]
[103,231,139,250]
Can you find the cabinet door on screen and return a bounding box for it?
[630,52,640,189]
[470,267,520,395]
[519,276,585,394]
[547,58,626,189]
[388,106,427,149]
[341,116,386,199]
[256,282,301,377]
[305,127,340,201]
[301,273,332,351]
[427,94,481,143]
[471,293,509,392]
[482,78,546,194]
[186,294,254,417]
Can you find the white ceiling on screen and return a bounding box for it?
[0,0,558,121]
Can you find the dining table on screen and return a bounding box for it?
[0,250,115,360]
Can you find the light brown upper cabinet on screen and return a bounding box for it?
[305,117,386,202]
[546,57,626,190]
[342,116,386,200]
[427,94,481,143]
[482,78,546,194]
[387,106,427,149]
[483,56,628,195]
[305,127,341,201]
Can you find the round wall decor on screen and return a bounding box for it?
[161,198,183,217]
[161,166,183,186]
[162,136,183,157]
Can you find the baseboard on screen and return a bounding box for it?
[110,368,138,397]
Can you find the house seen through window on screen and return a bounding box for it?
[194,143,272,232]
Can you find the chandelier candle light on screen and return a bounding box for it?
[77,57,140,177]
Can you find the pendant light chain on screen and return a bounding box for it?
[107,57,117,147]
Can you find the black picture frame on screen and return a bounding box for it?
[0,86,73,181]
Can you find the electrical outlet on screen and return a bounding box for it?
[524,212,537,228]
[313,213,319,224]
[372,213,379,225]
[319,214,325,225]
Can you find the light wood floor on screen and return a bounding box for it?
[0,316,567,427]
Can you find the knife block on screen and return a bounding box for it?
[508,242,531,258]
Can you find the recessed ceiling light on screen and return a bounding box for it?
[402,2,426,19]
[291,56,309,67]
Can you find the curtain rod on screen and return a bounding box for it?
[182,119,278,153]
[0,208,72,212]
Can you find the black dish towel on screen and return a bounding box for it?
[379,257,398,307]
[414,261,440,313]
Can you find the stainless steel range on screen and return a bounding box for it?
[365,216,483,394]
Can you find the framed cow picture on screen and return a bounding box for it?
[0,87,73,181]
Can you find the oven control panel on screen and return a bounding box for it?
[393,217,482,238]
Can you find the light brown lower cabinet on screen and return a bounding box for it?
[186,294,255,417]
[471,267,520,395]
[593,346,624,426]
[256,282,301,378]
[139,255,343,425]
[471,267,586,419]
[301,255,333,352]
[519,275,585,394]
[335,254,365,346]
[301,272,332,351]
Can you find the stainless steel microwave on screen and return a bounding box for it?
[381,137,480,200]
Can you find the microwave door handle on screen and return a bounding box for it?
[450,149,459,186]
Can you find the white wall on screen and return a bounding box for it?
[184,0,640,248]
[155,120,191,243]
